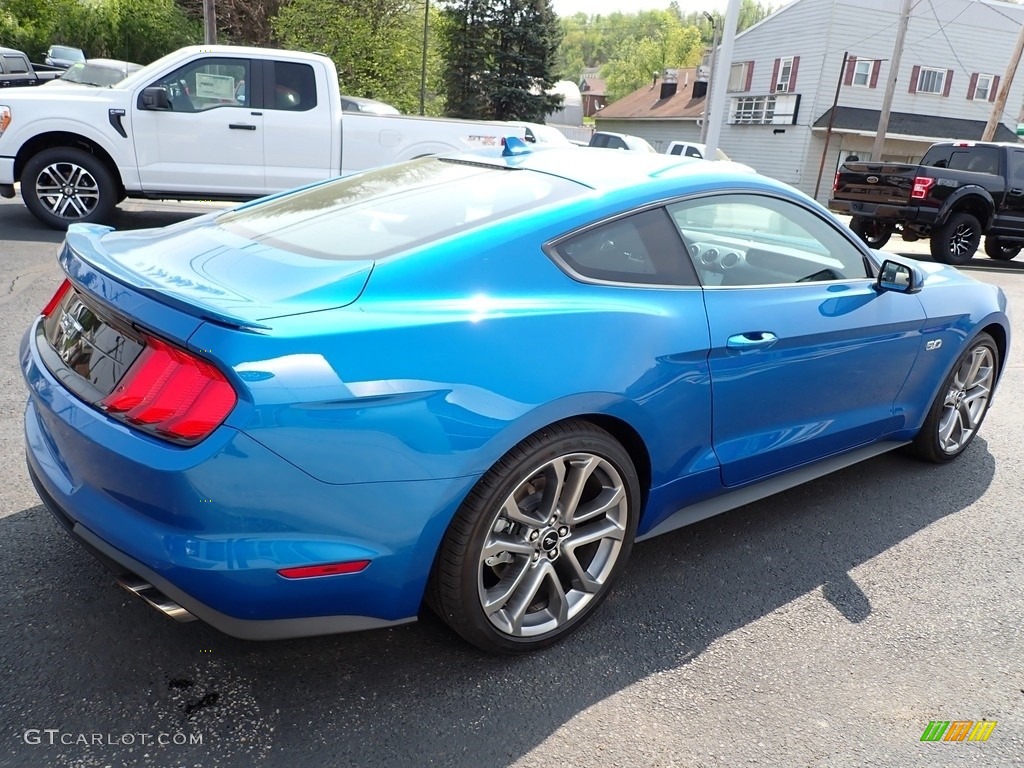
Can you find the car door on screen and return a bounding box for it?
[132,56,265,195]
[258,59,335,192]
[667,193,927,487]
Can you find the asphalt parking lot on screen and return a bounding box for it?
[1,195,1022,768]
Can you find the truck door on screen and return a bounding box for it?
[258,59,335,192]
[132,56,266,196]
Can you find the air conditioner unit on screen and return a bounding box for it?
[775,82,789,93]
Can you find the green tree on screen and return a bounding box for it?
[275,0,443,115]
[599,11,703,102]
[441,0,563,121]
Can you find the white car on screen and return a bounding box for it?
[665,141,731,161]
[588,131,658,153]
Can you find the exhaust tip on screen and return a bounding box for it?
[114,574,196,623]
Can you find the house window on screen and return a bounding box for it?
[730,96,776,124]
[972,73,996,101]
[776,57,793,92]
[728,61,753,92]
[729,93,799,125]
[852,59,872,87]
[917,67,946,94]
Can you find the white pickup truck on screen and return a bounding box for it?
[0,45,525,229]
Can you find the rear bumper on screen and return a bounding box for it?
[21,319,478,639]
[828,198,938,226]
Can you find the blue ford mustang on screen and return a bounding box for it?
[22,145,1010,653]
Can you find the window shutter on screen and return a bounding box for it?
[909,65,920,94]
[744,61,754,91]
[991,75,1000,102]
[943,69,953,97]
[967,72,978,100]
[770,58,780,92]
[844,56,856,86]
[789,56,800,91]
[869,60,880,88]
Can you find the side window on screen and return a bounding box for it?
[3,55,29,75]
[667,194,870,287]
[550,208,696,286]
[948,147,998,175]
[151,58,250,112]
[270,61,317,112]
[669,144,684,156]
[1010,150,1024,186]
[685,146,702,158]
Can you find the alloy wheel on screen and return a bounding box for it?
[34,161,101,220]
[477,452,628,638]
[950,223,977,258]
[938,345,996,454]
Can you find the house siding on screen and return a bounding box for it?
[593,119,703,153]
[714,0,1024,202]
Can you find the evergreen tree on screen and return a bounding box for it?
[441,0,563,121]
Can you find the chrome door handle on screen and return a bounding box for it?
[726,331,778,350]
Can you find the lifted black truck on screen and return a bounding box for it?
[829,141,1024,265]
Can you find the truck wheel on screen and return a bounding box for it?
[929,212,981,265]
[983,236,1021,261]
[850,217,892,248]
[21,147,117,230]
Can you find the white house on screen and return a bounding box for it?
[723,0,1024,201]
[598,0,1024,202]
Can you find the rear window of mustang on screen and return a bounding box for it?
[216,158,587,260]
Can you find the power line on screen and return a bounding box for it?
[927,0,970,72]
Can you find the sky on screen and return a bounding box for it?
[552,0,732,16]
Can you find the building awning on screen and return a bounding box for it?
[813,106,1018,144]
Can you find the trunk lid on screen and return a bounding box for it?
[834,162,920,205]
[64,219,374,326]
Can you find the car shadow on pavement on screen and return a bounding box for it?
[0,199,214,244]
[0,441,996,767]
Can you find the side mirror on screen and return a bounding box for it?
[876,259,921,294]
[141,86,170,110]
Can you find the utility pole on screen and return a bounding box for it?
[871,0,912,161]
[203,0,217,45]
[419,0,430,116]
[814,52,849,200]
[699,12,719,145]
[983,20,1024,141]
[704,0,741,161]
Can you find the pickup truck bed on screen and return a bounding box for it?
[829,141,1024,264]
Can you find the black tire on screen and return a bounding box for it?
[929,211,981,265]
[850,217,892,249]
[21,147,118,230]
[983,236,1021,261]
[427,420,640,654]
[909,332,998,463]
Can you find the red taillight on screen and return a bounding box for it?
[101,335,236,443]
[911,176,935,199]
[41,279,72,317]
[278,560,371,579]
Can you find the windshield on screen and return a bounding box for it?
[50,46,84,61]
[61,62,128,87]
[216,157,587,261]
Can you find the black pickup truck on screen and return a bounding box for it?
[829,141,1024,265]
[0,46,62,88]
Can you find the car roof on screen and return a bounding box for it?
[454,146,761,193]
